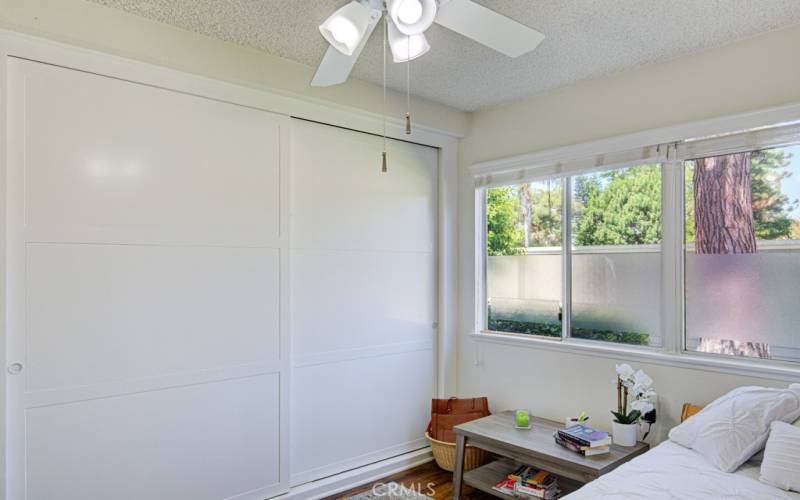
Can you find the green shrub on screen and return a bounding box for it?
[487,314,649,346]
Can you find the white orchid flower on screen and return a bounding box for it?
[630,399,654,414]
[638,388,657,399]
[632,370,653,391]
[616,363,635,380]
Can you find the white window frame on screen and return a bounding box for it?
[471,103,800,382]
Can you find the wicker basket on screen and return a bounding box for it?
[425,432,489,472]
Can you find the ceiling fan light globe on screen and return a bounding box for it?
[388,22,431,62]
[319,1,373,55]
[328,17,359,46]
[388,0,437,35]
[397,0,423,24]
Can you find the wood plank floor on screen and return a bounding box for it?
[324,461,494,500]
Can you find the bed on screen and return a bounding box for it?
[563,439,798,499]
[563,400,800,499]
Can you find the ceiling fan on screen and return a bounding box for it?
[311,0,545,87]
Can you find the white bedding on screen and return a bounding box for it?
[563,441,800,499]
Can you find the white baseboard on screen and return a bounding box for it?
[291,439,430,486]
[275,448,434,500]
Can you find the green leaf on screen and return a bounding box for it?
[611,409,642,424]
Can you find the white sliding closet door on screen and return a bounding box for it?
[289,119,437,485]
[5,58,289,500]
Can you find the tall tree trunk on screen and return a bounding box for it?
[693,153,757,254]
[520,184,532,248]
[697,338,771,358]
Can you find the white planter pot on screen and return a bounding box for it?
[612,421,638,447]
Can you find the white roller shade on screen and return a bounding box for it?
[677,122,800,160]
[474,144,667,188]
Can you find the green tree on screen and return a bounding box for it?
[685,164,696,243]
[528,180,563,247]
[750,149,797,240]
[487,187,524,256]
[572,175,602,238]
[792,220,800,240]
[575,165,662,245]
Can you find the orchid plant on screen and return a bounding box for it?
[612,364,656,425]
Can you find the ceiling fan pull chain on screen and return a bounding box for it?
[405,34,412,135]
[381,10,388,173]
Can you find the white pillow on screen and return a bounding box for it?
[760,421,800,492]
[669,384,800,472]
[743,398,800,466]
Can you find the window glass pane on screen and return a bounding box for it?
[486,180,562,337]
[685,146,800,361]
[570,165,662,346]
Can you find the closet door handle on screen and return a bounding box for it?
[7,362,23,375]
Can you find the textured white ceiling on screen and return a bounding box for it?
[87,0,800,111]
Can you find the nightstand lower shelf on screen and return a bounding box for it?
[463,458,583,499]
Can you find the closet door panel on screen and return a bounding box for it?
[290,351,432,484]
[291,120,436,253]
[25,243,280,392]
[292,248,434,355]
[290,119,437,485]
[26,374,280,500]
[6,58,289,500]
[21,59,280,246]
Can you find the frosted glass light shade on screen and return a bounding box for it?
[319,1,373,55]
[388,22,430,62]
[388,0,437,35]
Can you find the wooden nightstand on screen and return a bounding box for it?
[451,411,649,499]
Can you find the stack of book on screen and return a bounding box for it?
[492,464,559,499]
[554,424,611,456]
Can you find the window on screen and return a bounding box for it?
[478,119,800,367]
[570,166,662,347]
[684,145,800,362]
[486,179,562,338]
[484,165,663,347]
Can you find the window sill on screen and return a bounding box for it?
[469,331,800,383]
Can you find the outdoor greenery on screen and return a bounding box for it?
[523,180,562,247]
[751,149,798,240]
[574,165,662,245]
[486,187,524,256]
[486,314,650,345]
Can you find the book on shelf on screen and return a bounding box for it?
[554,433,610,456]
[492,478,516,495]
[558,424,611,448]
[508,465,552,485]
[494,464,559,499]
[515,481,559,499]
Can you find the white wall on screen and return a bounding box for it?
[461,23,800,165]
[458,23,800,441]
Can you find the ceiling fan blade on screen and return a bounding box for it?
[311,11,380,87]
[435,0,545,58]
[311,45,360,87]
